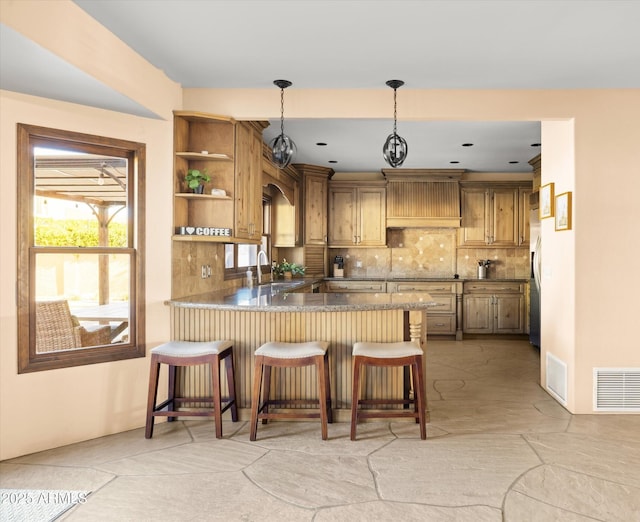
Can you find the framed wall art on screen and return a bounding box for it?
[555,191,572,231]
[540,182,554,219]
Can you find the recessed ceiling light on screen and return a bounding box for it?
[531,143,541,147]
[449,161,460,164]
[328,160,337,164]
[316,142,327,146]
[462,143,474,147]
[509,161,519,164]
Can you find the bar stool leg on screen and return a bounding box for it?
[350,357,363,441]
[323,351,333,424]
[413,357,427,440]
[224,350,238,422]
[211,355,223,439]
[145,355,160,439]
[250,356,264,441]
[316,355,328,440]
[261,364,272,424]
[167,364,177,422]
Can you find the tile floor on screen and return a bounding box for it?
[2,339,639,521]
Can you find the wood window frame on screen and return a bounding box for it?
[16,124,146,373]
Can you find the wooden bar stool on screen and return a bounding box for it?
[145,340,238,439]
[250,341,332,441]
[350,341,426,441]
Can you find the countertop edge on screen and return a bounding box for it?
[165,300,437,312]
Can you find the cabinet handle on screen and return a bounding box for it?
[435,323,445,327]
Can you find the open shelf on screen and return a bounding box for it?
[174,193,232,200]
[172,235,259,245]
[175,152,233,161]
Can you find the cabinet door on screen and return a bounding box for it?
[358,187,386,246]
[518,187,532,246]
[494,294,525,333]
[460,187,490,246]
[463,294,494,333]
[234,123,262,241]
[490,188,518,246]
[328,187,357,246]
[305,174,327,245]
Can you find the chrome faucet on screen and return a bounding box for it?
[257,250,268,285]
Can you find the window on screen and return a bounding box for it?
[17,124,145,372]
[225,197,271,276]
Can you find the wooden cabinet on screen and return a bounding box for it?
[387,281,461,337]
[518,186,532,247]
[172,111,266,244]
[460,184,520,247]
[328,181,386,247]
[325,280,386,293]
[234,122,264,241]
[301,167,331,245]
[463,281,525,334]
[460,182,532,247]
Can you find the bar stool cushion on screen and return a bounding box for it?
[151,340,233,357]
[255,341,329,359]
[353,341,422,358]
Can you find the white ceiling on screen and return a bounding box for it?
[2,1,639,172]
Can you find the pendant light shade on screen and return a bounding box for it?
[270,79,296,169]
[382,79,408,168]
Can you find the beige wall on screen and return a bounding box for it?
[0,0,182,460]
[2,0,639,461]
[0,91,177,460]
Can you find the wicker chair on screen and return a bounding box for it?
[35,300,111,352]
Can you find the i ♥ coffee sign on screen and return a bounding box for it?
[177,226,232,237]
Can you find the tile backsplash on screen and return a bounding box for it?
[330,228,530,279]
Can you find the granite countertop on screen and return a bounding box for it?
[167,280,438,312]
[324,277,528,283]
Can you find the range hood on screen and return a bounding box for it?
[383,169,463,228]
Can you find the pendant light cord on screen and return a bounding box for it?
[280,87,285,136]
[393,87,398,135]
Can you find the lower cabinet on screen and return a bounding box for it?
[463,281,525,334]
[386,281,459,336]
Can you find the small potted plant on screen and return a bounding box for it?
[274,259,306,280]
[185,168,211,194]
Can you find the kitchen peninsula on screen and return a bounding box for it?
[166,281,437,421]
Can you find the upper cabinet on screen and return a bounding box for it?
[172,111,267,244]
[459,182,531,247]
[518,186,532,246]
[297,164,333,246]
[234,121,265,241]
[383,169,462,228]
[328,181,386,247]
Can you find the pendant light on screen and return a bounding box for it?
[382,79,408,168]
[269,79,297,169]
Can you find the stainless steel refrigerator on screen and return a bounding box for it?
[529,194,541,348]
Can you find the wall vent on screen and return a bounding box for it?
[546,352,568,405]
[594,368,640,412]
